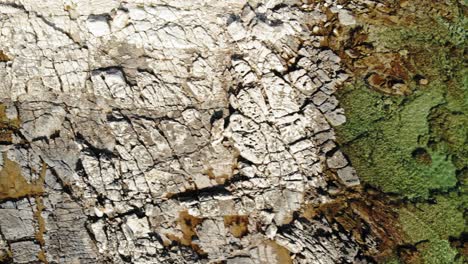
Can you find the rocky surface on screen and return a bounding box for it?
[0,0,368,263]
[0,0,465,263]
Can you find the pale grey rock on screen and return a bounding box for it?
[338,9,357,26]
[87,15,111,37]
[124,215,151,240]
[10,241,41,263]
[0,199,36,241]
[337,166,361,187]
[327,150,348,169]
[19,103,66,140]
[42,190,98,264]
[325,108,347,126]
[227,256,256,264]
[0,0,367,263]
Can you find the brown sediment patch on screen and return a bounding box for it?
[300,188,404,262]
[0,154,46,200]
[0,104,20,144]
[178,210,203,246]
[397,245,423,264]
[260,240,293,264]
[0,50,10,62]
[37,250,48,264]
[34,197,46,245]
[326,26,415,95]
[450,236,468,259]
[360,53,413,95]
[223,215,249,238]
[411,148,432,165]
[313,0,463,96]
[34,163,48,263]
[165,210,206,256]
[0,101,49,262]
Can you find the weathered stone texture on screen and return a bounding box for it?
[0,0,366,263]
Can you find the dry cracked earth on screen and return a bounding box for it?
[0,0,465,263]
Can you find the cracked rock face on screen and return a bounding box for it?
[0,0,366,263]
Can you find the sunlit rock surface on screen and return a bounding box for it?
[0,1,374,263]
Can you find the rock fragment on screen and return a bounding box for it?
[338,9,357,26]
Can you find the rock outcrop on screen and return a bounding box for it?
[0,1,374,263]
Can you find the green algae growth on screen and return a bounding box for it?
[334,0,467,262]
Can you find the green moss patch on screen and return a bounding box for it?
[334,0,467,262]
[336,81,459,199]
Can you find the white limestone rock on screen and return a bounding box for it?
[87,15,110,37]
[124,215,151,240]
[338,9,357,26]
[0,0,367,263]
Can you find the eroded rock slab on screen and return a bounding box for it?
[0,0,371,263]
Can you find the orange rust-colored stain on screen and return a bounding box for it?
[223,215,249,238]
